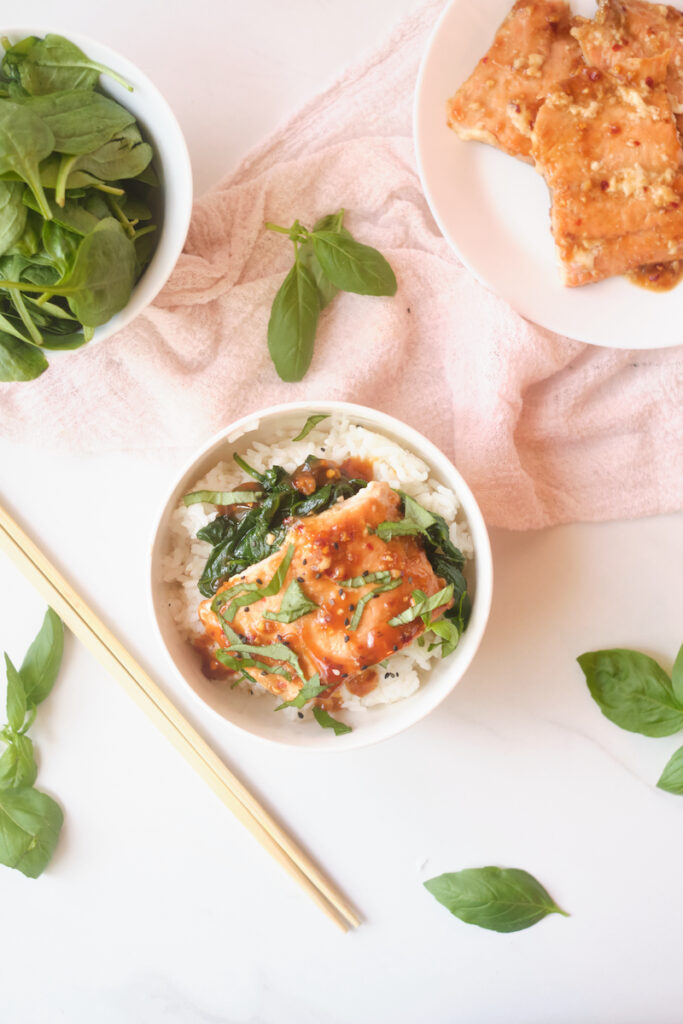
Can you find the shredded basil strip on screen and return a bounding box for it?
[264,579,318,623]
[388,584,453,627]
[232,452,265,483]
[312,706,352,736]
[340,570,392,587]
[374,519,426,541]
[291,414,329,442]
[274,674,326,710]
[214,648,292,682]
[183,489,264,507]
[211,544,295,620]
[350,577,402,630]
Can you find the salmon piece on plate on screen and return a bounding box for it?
[198,482,450,702]
[572,0,683,130]
[448,0,584,162]
[531,62,683,285]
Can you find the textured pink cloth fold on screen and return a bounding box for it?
[0,0,681,529]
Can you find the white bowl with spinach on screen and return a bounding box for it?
[0,28,193,381]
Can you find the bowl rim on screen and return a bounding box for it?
[1,25,193,349]
[148,400,494,751]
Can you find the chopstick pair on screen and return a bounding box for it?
[0,498,360,933]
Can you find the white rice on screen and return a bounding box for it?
[162,415,473,712]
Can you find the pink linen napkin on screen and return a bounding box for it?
[0,0,681,530]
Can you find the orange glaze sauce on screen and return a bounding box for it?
[627,260,683,292]
[345,667,378,697]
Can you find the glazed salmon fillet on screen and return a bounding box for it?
[448,0,584,162]
[572,0,683,130]
[198,482,450,702]
[531,63,683,285]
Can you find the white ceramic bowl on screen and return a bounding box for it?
[3,27,193,350]
[149,402,493,751]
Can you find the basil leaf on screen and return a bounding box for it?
[264,579,318,623]
[213,543,295,621]
[275,674,326,710]
[672,644,683,707]
[374,519,426,541]
[577,649,683,737]
[183,490,264,507]
[0,733,37,789]
[401,493,438,530]
[656,745,683,795]
[388,585,453,627]
[424,868,568,933]
[427,617,461,658]
[291,414,329,442]
[311,230,397,297]
[214,649,289,684]
[0,331,47,380]
[341,571,392,587]
[312,706,352,736]
[350,577,402,630]
[224,639,305,682]
[4,653,26,733]
[267,259,320,382]
[19,607,64,706]
[0,787,63,878]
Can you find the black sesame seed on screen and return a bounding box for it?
[333,542,339,550]
[256,579,263,585]
[303,559,308,565]
[297,712,304,719]
[349,603,355,611]
[297,576,304,583]
[384,672,390,679]
[342,673,348,679]
[393,645,398,651]
[362,570,369,577]
[244,607,250,613]
[321,447,326,452]
[361,665,368,671]
[316,572,322,579]
[344,635,350,642]
[344,618,350,626]
[338,588,344,597]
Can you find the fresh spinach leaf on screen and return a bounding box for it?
[577,649,683,737]
[47,218,136,326]
[311,230,397,297]
[291,414,329,441]
[275,675,326,710]
[657,745,683,795]
[0,787,63,878]
[424,867,568,933]
[267,258,320,382]
[0,181,27,254]
[0,101,54,220]
[20,89,135,154]
[312,706,352,736]
[0,733,37,790]
[19,607,64,706]
[0,330,47,380]
[264,579,318,623]
[5,34,132,95]
[66,125,153,183]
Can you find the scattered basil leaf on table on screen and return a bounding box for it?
[577,649,683,737]
[291,413,329,441]
[312,706,352,736]
[265,209,396,381]
[671,643,683,707]
[0,607,65,878]
[657,745,683,795]
[424,867,568,933]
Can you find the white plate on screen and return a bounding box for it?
[414,0,683,349]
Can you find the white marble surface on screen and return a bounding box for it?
[1,2,683,1022]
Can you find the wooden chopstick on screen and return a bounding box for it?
[0,499,360,933]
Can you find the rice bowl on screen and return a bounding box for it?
[150,402,493,750]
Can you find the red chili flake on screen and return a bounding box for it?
[588,69,601,81]
[481,56,488,63]
[643,185,650,192]
[609,124,621,134]
[671,202,680,208]
[600,180,609,191]
[645,76,654,88]
[547,19,559,32]
[612,43,622,51]
[633,139,641,146]
[575,218,583,226]
[513,103,521,113]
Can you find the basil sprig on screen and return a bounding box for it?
[657,745,683,795]
[265,209,396,381]
[0,607,65,878]
[424,867,568,933]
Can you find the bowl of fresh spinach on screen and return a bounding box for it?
[0,28,193,381]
